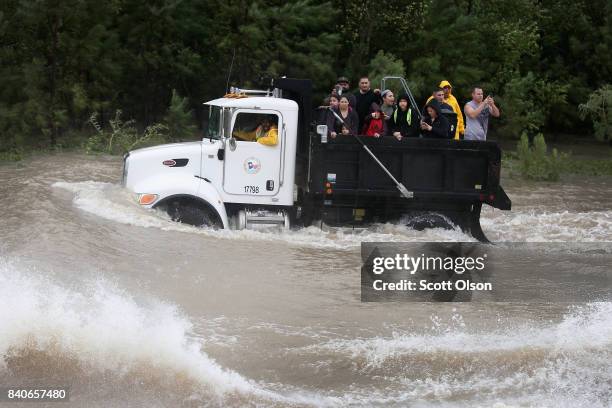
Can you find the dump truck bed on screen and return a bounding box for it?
[302,135,511,241]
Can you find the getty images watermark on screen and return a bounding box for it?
[371,251,490,291]
[361,242,611,302]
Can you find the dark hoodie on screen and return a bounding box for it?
[421,100,451,139]
[389,94,419,137]
[362,103,387,136]
[355,88,381,131]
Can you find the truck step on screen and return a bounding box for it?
[234,209,290,230]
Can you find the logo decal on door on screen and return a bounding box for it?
[243,157,261,174]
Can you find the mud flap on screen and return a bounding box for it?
[467,203,490,243]
[493,186,512,210]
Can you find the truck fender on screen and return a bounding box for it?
[194,177,229,228]
[132,173,229,228]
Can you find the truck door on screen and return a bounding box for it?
[223,110,282,196]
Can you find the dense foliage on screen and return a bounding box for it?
[579,85,612,143]
[516,133,565,181]
[0,0,610,154]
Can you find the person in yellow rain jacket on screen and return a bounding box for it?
[426,80,464,140]
[233,115,278,146]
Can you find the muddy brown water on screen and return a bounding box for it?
[0,153,610,407]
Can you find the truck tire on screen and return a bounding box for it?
[169,203,223,229]
[405,213,454,231]
[299,204,318,228]
[297,189,318,228]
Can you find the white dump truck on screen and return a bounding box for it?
[122,78,511,241]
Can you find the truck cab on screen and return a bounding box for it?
[123,90,299,229]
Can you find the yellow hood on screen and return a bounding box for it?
[439,80,452,89]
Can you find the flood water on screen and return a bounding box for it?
[0,153,610,407]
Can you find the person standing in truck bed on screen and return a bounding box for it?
[331,76,356,108]
[431,88,454,113]
[320,95,340,138]
[464,86,500,141]
[420,100,451,139]
[389,94,419,140]
[354,76,381,133]
[362,103,387,137]
[380,89,395,119]
[427,80,464,139]
[426,88,458,139]
[328,95,359,138]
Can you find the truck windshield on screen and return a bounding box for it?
[205,105,222,140]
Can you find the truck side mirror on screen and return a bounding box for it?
[228,136,237,151]
[316,125,328,143]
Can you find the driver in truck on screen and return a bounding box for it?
[232,114,279,146]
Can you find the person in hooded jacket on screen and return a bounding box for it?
[423,88,457,139]
[389,94,419,140]
[420,100,450,139]
[426,80,464,139]
[362,103,387,137]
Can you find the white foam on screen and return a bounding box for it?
[0,259,259,395]
[293,304,612,407]
[2,262,610,407]
[303,303,612,366]
[55,180,612,246]
[52,181,473,249]
[481,207,612,242]
[0,259,344,407]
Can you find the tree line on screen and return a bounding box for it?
[0,0,610,154]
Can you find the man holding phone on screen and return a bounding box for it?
[464,86,500,141]
[331,76,356,108]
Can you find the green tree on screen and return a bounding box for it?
[367,50,406,95]
[406,0,485,100]
[216,0,340,95]
[1,0,611,154]
[579,85,612,143]
[334,0,426,79]
[87,110,168,155]
[516,133,564,181]
[537,0,612,132]
[112,0,207,124]
[499,72,568,138]
[0,0,122,150]
[164,89,197,142]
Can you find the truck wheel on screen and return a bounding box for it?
[297,190,318,228]
[405,213,454,231]
[299,205,316,228]
[170,203,222,229]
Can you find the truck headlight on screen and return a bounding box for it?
[138,194,158,205]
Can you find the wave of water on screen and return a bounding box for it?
[1,258,610,407]
[0,259,337,407]
[52,181,474,248]
[293,303,612,407]
[27,179,612,407]
[53,181,612,245]
[482,208,612,242]
[302,303,612,365]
